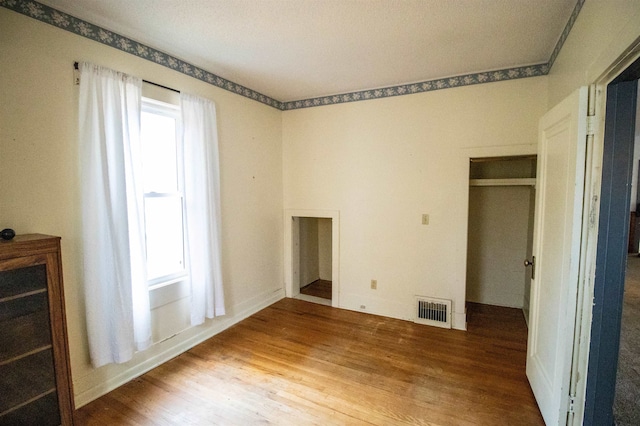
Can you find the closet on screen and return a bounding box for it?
[466,156,536,323]
[297,217,332,303]
[0,234,74,425]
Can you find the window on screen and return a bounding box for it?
[80,63,224,366]
[140,98,186,288]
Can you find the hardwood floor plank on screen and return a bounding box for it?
[300,279,332,300]
[76,299,543,425]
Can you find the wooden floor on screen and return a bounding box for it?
[75,299,543,425]
[614,255,640,424]
[300,279,332,300]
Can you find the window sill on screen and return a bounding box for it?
[149,277,190,310]
[149,275,188,291]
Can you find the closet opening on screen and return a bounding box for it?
[465,155,537,327]
[294,217,333,306]
[284,210,340,308]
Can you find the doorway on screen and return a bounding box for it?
[284,209,340,308]
[465,155,537,325]
[296,217,333,306]
[584,65,640,424]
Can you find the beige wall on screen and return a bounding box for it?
[299,217,319,286]
[282,77,548,328]
[466,185,534,308]
[298,217,332,285]
[318,218,332,280]
[547,0,640,107]
[0,8,283,406]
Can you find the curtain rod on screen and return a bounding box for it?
[74,62,180,94]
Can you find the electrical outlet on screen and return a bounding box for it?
[422,214,429,225]
[360,305,366,310]
[371,279,377,290]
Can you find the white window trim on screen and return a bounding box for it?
[141,97,189,290]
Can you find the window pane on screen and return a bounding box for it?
[144,196,184,280]
[141,111,178,193]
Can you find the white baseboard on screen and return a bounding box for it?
[74,287,285,408]
[453,311,467,331]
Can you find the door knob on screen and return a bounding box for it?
[524,256,536,279]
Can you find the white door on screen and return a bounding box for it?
[526,87,589,425]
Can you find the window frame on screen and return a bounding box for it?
[140,97,188,290]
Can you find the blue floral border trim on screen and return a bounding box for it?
[0,0,582,111]
[0,0,285,110]
[283,64,549,110]
[284,0,584,110]
[548,0,585,69]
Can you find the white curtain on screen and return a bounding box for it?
[79,62,151,368]
[181,93,225,325]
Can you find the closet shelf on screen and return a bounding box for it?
[469,178,536,187]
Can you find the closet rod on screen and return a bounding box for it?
[73,62,180,94]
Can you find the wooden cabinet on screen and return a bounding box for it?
[0,235,74,425]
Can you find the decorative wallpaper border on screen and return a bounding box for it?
[284,0,583,110]
[0,0,582,111]
[283,64,549,110]
[548,0,585,69]
[0,0,284,110]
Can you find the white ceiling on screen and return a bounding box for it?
[39,0,577,102]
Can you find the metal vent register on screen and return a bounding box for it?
[414,297,452,329]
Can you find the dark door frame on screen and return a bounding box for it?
[583,77,638,425]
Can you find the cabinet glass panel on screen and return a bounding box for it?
[0,390,60,426]
[0,349,56,416]
[0,265,47,299]
[0,238,72,425]
[0,293,51,363]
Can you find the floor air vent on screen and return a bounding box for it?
[415,296,452,329]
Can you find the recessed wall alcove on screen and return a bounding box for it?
[284,210,340,308]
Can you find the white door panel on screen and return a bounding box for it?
[527,87,588,425]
